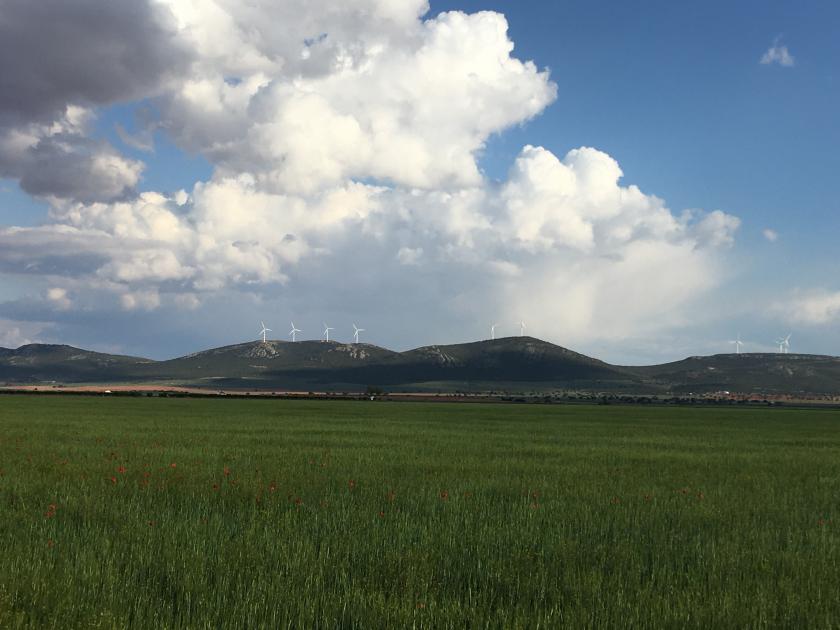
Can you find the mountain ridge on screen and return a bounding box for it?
[1,338,839,395]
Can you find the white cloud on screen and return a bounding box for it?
[763,228,778,242]
[159,9,556,194]
[0,0,743,352]
[760,42,795,67]
[46,287,72,310]
[689,210,741,248]
[121,289,161,311]
[0,319,47,348]
[778,291,840,325]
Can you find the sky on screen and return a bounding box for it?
[0,0,838,363]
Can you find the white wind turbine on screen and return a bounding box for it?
[776,333,791,354]
[323,323,334,342]
[259,321,271,343]
[519,321,526,337]
[730,333,744,355]
[352,323,365,344]
[289,322,301,343]
[490,324,498,340]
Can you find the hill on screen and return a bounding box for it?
[0,344,151,384]
[632,353,840,395]
[1,339,839,395]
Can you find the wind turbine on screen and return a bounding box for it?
[730,333,744,355]
[259,321,271,344]
[289,322,301,343]
[323,323,334,342]
[490,324,498,340]
[519,321,526,337]
[352,323,365,344]
[776,333,791,354]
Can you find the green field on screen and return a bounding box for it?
[1,397,838,628]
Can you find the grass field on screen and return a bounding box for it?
[0,396,838,628]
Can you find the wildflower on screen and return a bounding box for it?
[696,492,705,500]
[170,463,177,469]
[439,490,449,501]
[348,479,356,491]
[223,467,230,477]
[110,476,117,485]
[378,511,385,518]
[117,466,126,474]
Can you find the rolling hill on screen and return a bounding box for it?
[1,339,839,395]
[0,344,152,384]
[633,353,840,395]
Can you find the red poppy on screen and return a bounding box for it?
[170,463,177,468]
[117,466,126,474]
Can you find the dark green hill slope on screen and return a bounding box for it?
[139,340,398,386]
[631,353,840,394]
[0,344,151,383]
[337,337,641,389]
[2,340,839,394]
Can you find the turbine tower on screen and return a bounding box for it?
[323,323,334,342]
[730,333,744,355]
[289,322,301,343]
[519,321,526,337]
[353,323,365,344]
[777,333,792,354]
[259,321,271,344]
[490,324,498,340]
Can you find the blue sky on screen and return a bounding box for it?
[0,0,838,361]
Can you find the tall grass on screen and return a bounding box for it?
[0,397,838,627]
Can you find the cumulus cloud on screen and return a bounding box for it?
[121,290,161,312]
[0,0,190,127]
[0,0,192,203]
[778,291,840,326]
[0,0,742,353]
[0,319,47,348]
[760,41,795,67]
[763,228,779,242]
[46,288,72,310]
